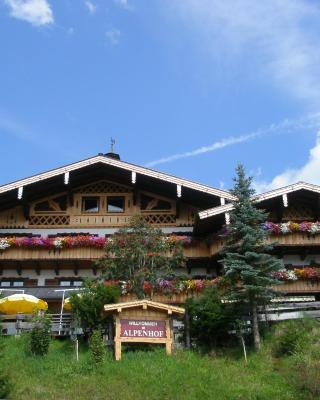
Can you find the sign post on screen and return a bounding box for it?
[104,300,184,361]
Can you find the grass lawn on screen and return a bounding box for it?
[2,337,308,400]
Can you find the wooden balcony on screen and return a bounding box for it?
[0,242,209,261]
[209,232,320,256]
[273,280,320,293]
[121,281,320,304]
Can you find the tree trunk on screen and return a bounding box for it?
[251,301,261,351]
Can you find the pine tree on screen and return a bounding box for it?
[220,164,283,351]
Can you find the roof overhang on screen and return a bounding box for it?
[198,181,320,220]
[104,299,185,315]
[0,155,234,200]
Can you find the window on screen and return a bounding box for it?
[12,281,24,287]
[107,196,125,213]
[82,197,100,213]
[1,280,24,287]
[59,280,82,287]
[60,281,71,287]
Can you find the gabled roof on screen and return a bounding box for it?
[198,181,320,220]
[104,299,185,315]
[0,154,235,200]
[253,181,320,202]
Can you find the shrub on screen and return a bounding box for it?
[291,352,320,397]
[271,318,318,357]
[0,335,11,398]
[69,280,120,336]
[283,318,320,397]
[0,374,11,399]
[89,329,106,365]
[185,287,240,349]
[30,313,51,356]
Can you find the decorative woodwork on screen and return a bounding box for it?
[29,215,70,226]
[74,181,130,194]
[141,214,176,225]
[282,205,314,221]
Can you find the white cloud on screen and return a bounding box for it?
[146,113,320,167]
[105,28,121,45]
[84,0,96,14]
[255,131,320,192]
[3,0,54,26]
[113,0,131,10]
[166,0,320,104]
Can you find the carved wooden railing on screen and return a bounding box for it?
[29,215,70,226]
[26,213,179,227]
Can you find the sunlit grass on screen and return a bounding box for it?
[2,336,306,400]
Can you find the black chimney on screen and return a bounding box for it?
[104,152,120,160]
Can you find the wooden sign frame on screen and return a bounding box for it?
[104,300,185,360]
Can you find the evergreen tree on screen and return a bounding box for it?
[220,164,283,351]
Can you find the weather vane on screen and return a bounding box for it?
[110,137,115,153]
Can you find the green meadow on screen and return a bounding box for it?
[2,336,310,400]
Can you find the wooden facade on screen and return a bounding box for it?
[1,154,320,307]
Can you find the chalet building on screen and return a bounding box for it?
[0,152,320,309]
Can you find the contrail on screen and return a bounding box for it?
[145,113,320,167]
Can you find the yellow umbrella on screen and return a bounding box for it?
[63,293,82,311]
[63,297,72,311]
[0,294,48,315]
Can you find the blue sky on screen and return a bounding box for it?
[1,0,320,192]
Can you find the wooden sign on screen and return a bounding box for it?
[120,319,166,338]
[104,299,185,360]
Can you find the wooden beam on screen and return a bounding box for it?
[131,171,136,184]
[16,262,22,276]
[73,262,79,276]
[54,263,60,276]
[177,184,182,198]
[35,262,41,276]
[225,212,230,225]
[64,171,70,185]
[17,186,23,200]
